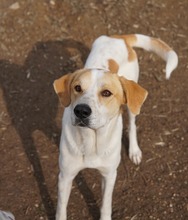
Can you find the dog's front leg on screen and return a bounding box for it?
[56,172,75,220]
[128,110,142,165]
[100,170,117,220]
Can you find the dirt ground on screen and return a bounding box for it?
[0,0,187,219]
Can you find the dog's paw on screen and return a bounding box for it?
[129,148,142,165]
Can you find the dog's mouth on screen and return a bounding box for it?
[74,118,90,128]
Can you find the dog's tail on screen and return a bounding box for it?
[114,34,178,79]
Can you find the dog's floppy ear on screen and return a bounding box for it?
[120,76,148,115]
[53,73,73,107]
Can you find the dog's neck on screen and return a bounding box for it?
[62,109,123,157]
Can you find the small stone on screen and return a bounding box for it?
[50,0,55,5]
[133,24,139,28]
[9,2,20,10]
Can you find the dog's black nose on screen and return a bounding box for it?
[74,104,92,119]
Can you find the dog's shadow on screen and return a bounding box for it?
[0,39,102,219]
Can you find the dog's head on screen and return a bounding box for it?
[54,69,148,130]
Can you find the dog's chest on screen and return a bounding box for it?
[82,154,102,168]
[63,126,116,169]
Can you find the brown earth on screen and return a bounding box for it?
[0,0,187,219]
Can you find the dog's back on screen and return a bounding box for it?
[85,34,178,82]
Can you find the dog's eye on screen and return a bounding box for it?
[101,90,112,97]
[74,85,82,93]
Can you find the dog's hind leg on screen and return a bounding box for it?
[128,110,142,165]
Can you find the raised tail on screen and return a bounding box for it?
[113,34,178,79]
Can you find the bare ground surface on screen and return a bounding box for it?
[0,0,187,219]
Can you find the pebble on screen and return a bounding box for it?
[50,0,55,6]
[9,2,20,10]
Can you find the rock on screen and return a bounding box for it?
[9,2,20,10]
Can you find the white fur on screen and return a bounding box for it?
[56,70,123,220]
[85,34,178,165]
[56,34,178,220]
[85,36,141,167]
[165,50,178,79]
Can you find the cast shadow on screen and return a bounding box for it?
[0,39,100,219]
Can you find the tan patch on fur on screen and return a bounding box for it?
[53,69,92,107]
[108,59,119,73]
[71,69,92,89]
[98,73,124,116]
[111,34,137,61]
[127,46,137,62]
[53,74,72,107]
[123,34,137,47]
[151,38,172,52]
[70,69,93,103]
[119,77,148,115]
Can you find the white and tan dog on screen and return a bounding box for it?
[54,34,178,220]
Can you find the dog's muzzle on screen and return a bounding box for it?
[74,104,92,127]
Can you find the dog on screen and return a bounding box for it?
[53,34,178,220]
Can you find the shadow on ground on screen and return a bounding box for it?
[0,39,103,219]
